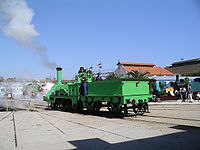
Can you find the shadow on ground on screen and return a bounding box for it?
[69,125,200,150]
[64,109,138,119]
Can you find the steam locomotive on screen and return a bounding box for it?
[43,67,153,117]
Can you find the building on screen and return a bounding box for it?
[165,58,200,76]
[151,75,199,92]
[115,62,174,78]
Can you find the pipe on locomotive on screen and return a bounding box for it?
[56,67,62,84]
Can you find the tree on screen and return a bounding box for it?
[6,77,16,82]
[105,72,119,80]
[0,76,4,82]
[127,70,150,79]
[184,77,189,84]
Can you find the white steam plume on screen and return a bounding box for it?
[0,0,57,69]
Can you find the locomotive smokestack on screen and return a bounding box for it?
[56,67,62,84]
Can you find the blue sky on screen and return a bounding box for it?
[0,0,200,79]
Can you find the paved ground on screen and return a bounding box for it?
[0,103,200,150]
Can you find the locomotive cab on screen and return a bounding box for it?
[76,67,93,83]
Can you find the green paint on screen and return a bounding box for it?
[56,67,62,84]
[44,68,153,113]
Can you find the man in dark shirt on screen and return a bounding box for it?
[80,74,87,96]
[96,73,102,81]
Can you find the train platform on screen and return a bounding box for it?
[0,104,200,150]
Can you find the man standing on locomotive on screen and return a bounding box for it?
[96,73,102,81]
[80,74,87,96]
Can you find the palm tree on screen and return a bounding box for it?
[127,70,150,79]
[105,72,119,80]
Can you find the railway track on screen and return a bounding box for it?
[1,106,198,149]
[125,114,200,127]
[139,115,200,122]
[37,113,67,135]
[125,116,181,126]
[0,111,13,122]
[37,108,200,128]
[37,111,137,140]
[37,110,196,133]
[1,108,199,150]
[4,103,199,128]
[28,105,200,128]
[0,111,18,147]
[12,112,18,147]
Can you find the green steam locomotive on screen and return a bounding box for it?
[43,67,152,116]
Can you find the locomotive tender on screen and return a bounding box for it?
[43,67,152,116]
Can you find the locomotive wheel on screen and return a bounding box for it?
[86,105,93,112]
[77,100,83,112]
[144,102,150,113]
[52,102,58,110]
[60,100,68,111]
[133,104,145,115]
[138,109,145,115]
[107,102,113,112]
[107,102,118,113]
[133,104,138,114]
[119,104,128,117]
[66,100,72,111]
[93,101,102,112]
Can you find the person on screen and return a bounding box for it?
[174,89,181,99]
[196,92,200,101]
[80,74,87,96]
[78,67,85,73]
[180,87,186,102]
[187,86,193,103]
[96,73,102,81]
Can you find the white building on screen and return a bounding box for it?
[114,62,174,78]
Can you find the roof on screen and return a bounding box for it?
[166,58,200,75]
[165,64,200,75]
[150,76,200,81]
[118,62,155,67]
[172,58,200,66]
[123,66,174,76]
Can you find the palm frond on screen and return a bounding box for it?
[127,70,150,79]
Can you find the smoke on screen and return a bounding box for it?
[0,0,57,69]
